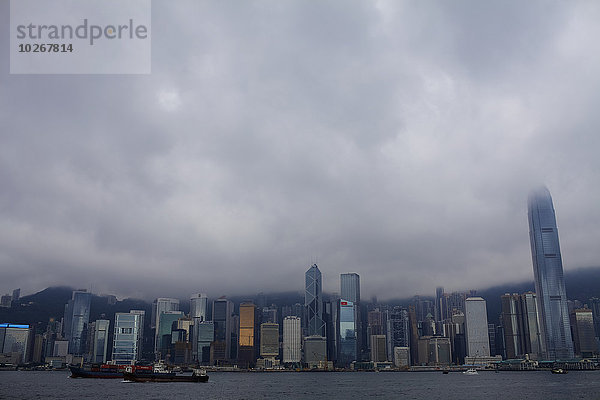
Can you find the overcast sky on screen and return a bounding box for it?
[1,0,600,301]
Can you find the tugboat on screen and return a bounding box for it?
[123,362,209,383]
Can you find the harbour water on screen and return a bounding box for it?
[1,370,600,399]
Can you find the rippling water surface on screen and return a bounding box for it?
[1,370,599,399]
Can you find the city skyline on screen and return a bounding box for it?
[2,1,600,301]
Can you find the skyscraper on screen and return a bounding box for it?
[528,187,574,359]
[260,323,279,359]
[370,335,387,362]
[338,299,357,366]
[190,293,208,321]
[193,321,214,364]
[340,273,363,358]
[521,292,545,359]
[152,298,179,358]
[340,273,360,303]
[112,310,144,365]
[305,264,325,337]
[156,311,183,360]
[238,302,258,368]
[501,293,524,359]
[435,287,444,322]
[212,297,233,363]
[386,306,409,363]
[464,297,490,358]
[571,309,596,358]
[63,290,92,356]
[282,316,301,363]
[90,319,109,363]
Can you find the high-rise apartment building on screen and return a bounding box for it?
[282,316,301,363]
[464,297,490,358]
[528,187,574,359]
[305,264,325,337]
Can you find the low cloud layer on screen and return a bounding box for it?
[1,0,600,300]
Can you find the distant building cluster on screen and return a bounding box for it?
[1,187,600,369]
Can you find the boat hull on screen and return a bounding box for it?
[69,366,123,379]
[123,371,209,383]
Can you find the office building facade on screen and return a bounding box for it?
[340,273,360,304]
[212,297,234,363]
[0,323,31,363]
[193,320,214,364]
[238,302,258,367]
[63,290,91,356]
[305,264,325,337]
[528,187,574,359]
[464,297,490,358]
[190,293,208,321]
[91,319,109,363]
[112,311,144,365]
[152,298,179,357]
[338,299,357,366]
[260,323,279,358]
[571,309,596,358]
[283,316,301,363]
[386,306,409,363]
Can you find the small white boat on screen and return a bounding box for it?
[463,368,478,375]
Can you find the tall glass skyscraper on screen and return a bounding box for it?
[190,293,208,321]
[212,297,233,362]
[112,311,144,365]
[340,273,360,303]
[305,264,325,337]
[528,187,574,360]
[90,319,110,363]
[152,298,179,358]
[63,290,92,356]
[338,299,357,366]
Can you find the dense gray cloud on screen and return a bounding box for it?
[1,0,600,300]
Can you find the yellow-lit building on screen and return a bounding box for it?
[238,303,258,368]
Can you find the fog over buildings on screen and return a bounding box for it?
[1,1,600,300]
